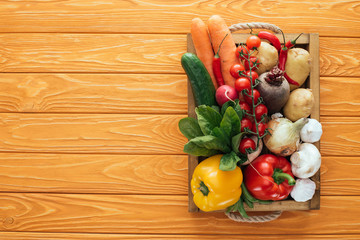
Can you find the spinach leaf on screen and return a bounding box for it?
[195,105,222,135]
[219,151,241,171]
[220,107,241,139]
[231,132,244,154]
[178,117,204,140]
[211,126,231,147]
[221,99,243,120]
[183,135,230,156]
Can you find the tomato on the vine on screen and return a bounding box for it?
[254,104,268,121]
[245,70,259,84]
[244,56,259,70]
[253,122,268,137]
[234,77,251,93]
[235,45,249,60]
[239,138,256,154]
[244,89,261,105]
[246,35,261,50]
[230,63,245,78]
[239,101,252,115]
[241,117,253,132]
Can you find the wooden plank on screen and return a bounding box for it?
[0,194,360,234]
[320,77,360,116]
[0,34,186,73]
[0,74,187,114]
[1,232,360,240]
[1,0,359,37]
[0,154,187,194]
[0,154,355,196]
[0,114,354,156]
[321,117,360,156]
[0,113,186,154]
[0,34,359,77]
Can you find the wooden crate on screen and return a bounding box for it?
[187,33,320,212]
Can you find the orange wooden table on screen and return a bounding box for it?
[0,1,360,239]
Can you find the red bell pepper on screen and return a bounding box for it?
[244,154,296,201]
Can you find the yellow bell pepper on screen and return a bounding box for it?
[191,154,243,212]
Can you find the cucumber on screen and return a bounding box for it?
[181,53,217,107]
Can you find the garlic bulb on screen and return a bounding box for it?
[290,178,316,202]
[291,143,321,178]
[300,118,323,143]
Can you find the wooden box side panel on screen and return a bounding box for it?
[187,33,320,212]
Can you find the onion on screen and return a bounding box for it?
[263,117,308,156]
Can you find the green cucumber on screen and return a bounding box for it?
[181,53,216,107]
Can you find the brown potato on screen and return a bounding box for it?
[254,42,279,75]
[283,88,314,121]
[285,48,311,91]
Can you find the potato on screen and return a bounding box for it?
[285,48,311,91]
[283,88,314,121]
[254,42,278,75]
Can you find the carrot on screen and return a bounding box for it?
[207,15,239,88]
[191,18,218,89]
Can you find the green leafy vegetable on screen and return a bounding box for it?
[219,151,241,171]
[195,105,222,135]
[178,117,204,140]
[183,135,230,156]
[220,107,241,139]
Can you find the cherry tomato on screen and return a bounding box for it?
[235,45,249,60]
[256,122,268,137]
[239,102,252,115]
[244,56,259,70]
[254,104,268,121]
[244,89,261,105]
[234,77,251,93]
[241,117,253,132]
[230,63,245,78]
[245,70,259,84]
[246,35,261,50]
[239,138,256,154]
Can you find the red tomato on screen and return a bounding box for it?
[252,122,268,137]
[245,70,259,84]
[234,77,251,93]
[246,35,261,50]
[244,56,259,70]
[230,63,245,78]
[239,138,256,154]
[244,89,261,105]
[241,117,253,132]
[239,102,252,115]
[254,104,268,121]
[235,45,249,60]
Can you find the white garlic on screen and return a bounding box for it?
[300,118,323,143]
[290,178,316,202]
[291,143,321,178]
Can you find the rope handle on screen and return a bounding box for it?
[229,22,282,33]
[225,211,282,223]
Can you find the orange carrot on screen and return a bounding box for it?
[207,15,239,88]
[191,18,218,89]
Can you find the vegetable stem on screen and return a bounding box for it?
[199,181,210,196]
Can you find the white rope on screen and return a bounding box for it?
[229,22,282,33]
[225,211,282,223]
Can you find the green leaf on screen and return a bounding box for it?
[221,99,243,120]
[231,132,244,154]
[211,127,231,147]
[219,151,241,171]
[183,135,230,156]
[210,105,220,113]
[220,107,241,139]
[178,117,204,140]
[195,105,222,135]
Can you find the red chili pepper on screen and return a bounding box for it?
[257,31,281,52]
[244,154,295,201]
[278,46,288,71]
[285,33,303,49]
[284,72,300,86]
[212,34,228,87]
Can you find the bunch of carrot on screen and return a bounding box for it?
[191,15,239,89]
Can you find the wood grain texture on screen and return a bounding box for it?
[0,113,186,154]
[0,34,358,77]
[320,77,360,116]
[0,154,187,194]
[2,232,360,240]
[0,194,360,234]
[321,117,360,156]
[1,0,360,37]
[0,74,187,113]
[0,34,186,73]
